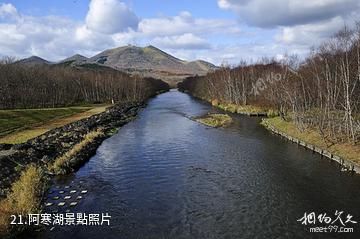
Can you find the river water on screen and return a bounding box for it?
[36,90,360,239]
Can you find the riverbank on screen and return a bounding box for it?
[213,101,274,117]
[0,104,110,144]
[262,117,360,173]
[0,102,143,237]
[179,92,275,117]
[181,91,359,171]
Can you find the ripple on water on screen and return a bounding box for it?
[37,91,360,239]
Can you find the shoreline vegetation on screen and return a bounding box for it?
[261,117,360,171]
[184,93,360,172]
[0,165,47,237]
[178,23,360,173]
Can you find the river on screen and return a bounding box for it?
[35,90,360,239]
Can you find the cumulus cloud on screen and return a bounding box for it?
[0,2,240,61]
[85,0,138,34]
[138,11,240,37]
[2,0,356,65]
[276,16,346,46]
[218,0,360,27]
[152,33,211,50]
[0,3,18,20]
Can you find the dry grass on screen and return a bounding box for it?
[49,128,105,175]
[195,114,232,127]
[215,102,270,115]
[0,165,46,236]
[263,117,360,164]
[0,104,110,144]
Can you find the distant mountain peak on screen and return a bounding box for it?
[16,46,217,86]
[59,54,88,64]
[16,56,51,65]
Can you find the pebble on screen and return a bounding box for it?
[64,196,71,200]
[81,190,88,194]
[70,202,78,207]
[58,202,65,206]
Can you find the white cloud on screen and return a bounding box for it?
[138,11,240,37]
[0,3,18,20]
[1,0,356,65]
[152,33,211,49]
[85,0,138,34]
[0,2,242,62]
[276,16,346,46]
[218,0,360,27]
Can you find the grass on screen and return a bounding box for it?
[0,165,47,236]
[262,117,360,164]
[49,128,105,175]
[195,113,232,127]
[0,104,110,144]
[210,100,276,116]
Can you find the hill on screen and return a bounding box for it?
[58,54,88,66]
[16,56,51,65]
[88,45,217,85]
[17,45,217,86]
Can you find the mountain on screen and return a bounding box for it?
[16,46,217,85]
[16,56,51,65]
[58,54,88,66]
[88,45,217,84]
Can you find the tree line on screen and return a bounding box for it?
[179,25,360,145]
[0,59,169,109]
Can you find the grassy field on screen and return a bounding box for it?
[0,105,110,144]
[262,117,360,164]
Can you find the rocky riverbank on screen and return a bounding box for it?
[0,102,143,198]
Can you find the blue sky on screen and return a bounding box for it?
[0,0,359,65]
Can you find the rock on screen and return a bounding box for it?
[0,144,12,151]
[0,103,142,197]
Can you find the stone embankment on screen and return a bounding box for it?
[262,120,360,174]
[0,102,143,197]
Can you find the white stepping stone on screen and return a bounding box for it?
[45,202,53,207]
[58,202,65,206]
[64,196,71,200]
[69,202,78,207]
[70,190,76,194]
[81,190,88,194]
